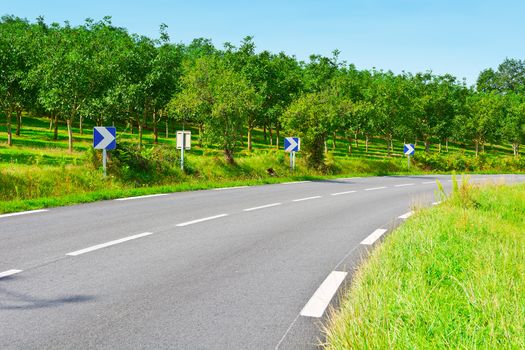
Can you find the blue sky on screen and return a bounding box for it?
[3,0,524,85]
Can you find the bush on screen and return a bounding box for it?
[110,142,182,184]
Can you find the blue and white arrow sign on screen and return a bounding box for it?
[404,144,415,156]
[284,137,300,152]
[93,127,116,150]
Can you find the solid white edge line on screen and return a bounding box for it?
[422,181,435,184]
[280,181,311,185]
[432,201,442,205]
[364,186,387,191]
[360,229,388,245]
[330,190,357,196]
[300,271,348,318]
[176,214,228,227]
[292,196,322,202]
[0,269,23,279]
[66,232,154,256]
[0,209,48,218]
[213,186,249,191]
[243,203,282,212]
[399,211,414,219]
[394,183,414,187]
[115,194,168,201]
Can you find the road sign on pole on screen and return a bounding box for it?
[404,144,415,169]
[284,137,300,153]
[94,127,116,150]
[284,137,300,171]
[177,131,191,150]
[177,131,191,170]
[93,127,116,177]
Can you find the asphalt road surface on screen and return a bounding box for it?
[1,174,524,349]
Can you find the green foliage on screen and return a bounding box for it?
[111,142,180,184]
[281,90,335,169]
[171,55,260,163]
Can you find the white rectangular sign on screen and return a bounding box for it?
[176,131,191,150]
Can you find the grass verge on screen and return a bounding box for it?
[324,181,525,349]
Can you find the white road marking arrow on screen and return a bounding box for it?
[285,138,298,152]
[404,144,414,155]
[95,127,115,149]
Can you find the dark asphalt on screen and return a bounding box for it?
[1,174,523,349]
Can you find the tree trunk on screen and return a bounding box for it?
[276,123,280,149]
[153,124,158,144]
[198,124,204,147]
[49,117,53,131]
[53,115,58,141]
[365,134,369,153]
[332,132,337,149]
[475,140,479,157]
[438,143,441,153]
[247,127,253,151]
[6,109,12,146]
[165,119,169,139]
[263,124,267,142]
[347,134,352,154]
[324,140,328,154]
[79,115,83,135]
[446,139,449,152]
[424,138,430,153]
[224,148,234,164]
[66,118,73,152]
[16,109,22,136]
[269,127,273,146]
[481,143,485,153]
[138,124,143,150]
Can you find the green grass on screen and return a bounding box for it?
[324,181,525,349]
[0,114,523,214]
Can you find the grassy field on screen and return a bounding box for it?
[0,114,523,213]
[324,180,525,349]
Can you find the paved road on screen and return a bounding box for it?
[1,174,523,349]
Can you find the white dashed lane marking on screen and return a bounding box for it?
[243,203,282,212]
[66,232,154,256]
[176,214,229,227]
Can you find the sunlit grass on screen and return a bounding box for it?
[324,181,525,349]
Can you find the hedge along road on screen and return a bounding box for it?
[1,174,524,349]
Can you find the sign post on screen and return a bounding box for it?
[284,137,300,171]
[93,127,116,177]
[404,144,415,169]
[177,130,191,170]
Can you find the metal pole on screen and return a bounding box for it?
[181,137,185,171]
[181,124,185,171]
[407,155,410,169]
[103,148,107,177]
[289,152,293,172]
[292,151,296,171]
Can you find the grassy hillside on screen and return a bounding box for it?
[0,114,523,213]
[324,180,525,349]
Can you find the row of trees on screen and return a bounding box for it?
[1,16,524,168]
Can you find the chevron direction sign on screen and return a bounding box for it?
[404,144,415,156]
[284,137,300,153]
[93,127,116,150]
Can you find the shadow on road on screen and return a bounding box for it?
[0,283,95,310]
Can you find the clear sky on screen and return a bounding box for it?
[3,0,525,85]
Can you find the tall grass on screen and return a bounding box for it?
[324,182,525,349]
